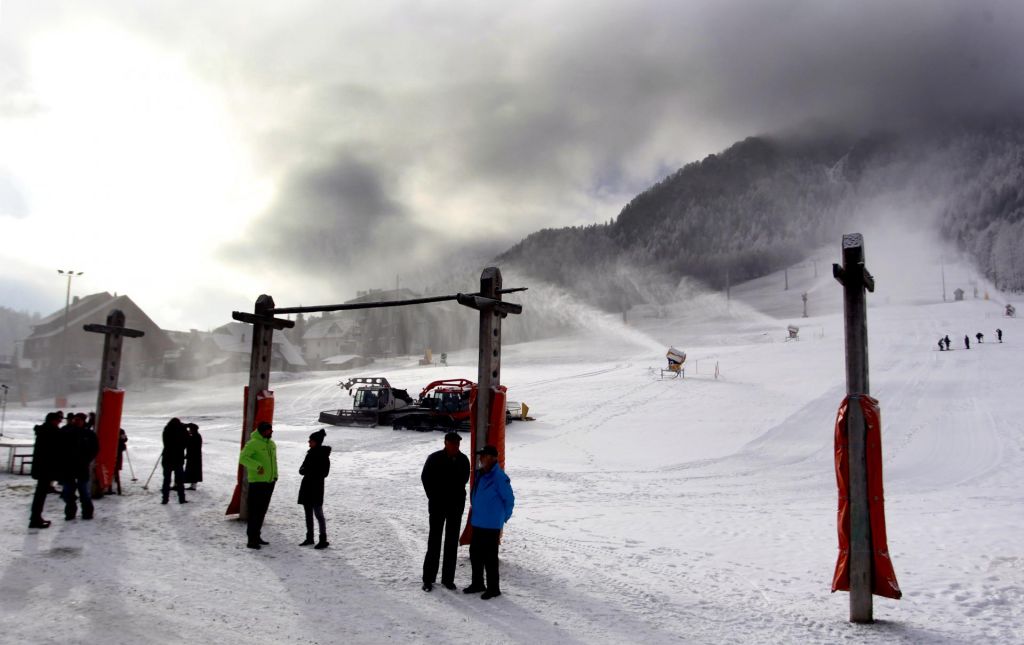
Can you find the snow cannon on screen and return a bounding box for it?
[663,347,686,379]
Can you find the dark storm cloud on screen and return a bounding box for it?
[44,0,1024,280]
[224,150,418,275]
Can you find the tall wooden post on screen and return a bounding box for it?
[474,268,502,464]
[455,267,522,468]
[244,295,276,439]
[833,233,876,623]
[85,310,145,417]
[84,310,145,497]
[230,295,293,519]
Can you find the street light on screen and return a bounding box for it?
[55,269,84,407]
[0,384,9,437]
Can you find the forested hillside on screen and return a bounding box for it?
[498,121,1024,310]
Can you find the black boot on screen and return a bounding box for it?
[300,534,315,546]
[314,536,329,550]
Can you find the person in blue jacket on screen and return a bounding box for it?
[463,444,514,600]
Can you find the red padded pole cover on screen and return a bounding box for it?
[94,388,124,491]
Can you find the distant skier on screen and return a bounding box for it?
[976,332,984,344]
[944,335,951,350]
[997,328,1003,343]
[937,339,944,351]
[964,335,970,350]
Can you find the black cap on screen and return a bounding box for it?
[443,432,461,443]
[310,428,327,444]
[476,444,498,457]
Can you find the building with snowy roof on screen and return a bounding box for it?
[20,292,175,396]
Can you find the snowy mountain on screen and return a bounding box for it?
[499,120,1024,311]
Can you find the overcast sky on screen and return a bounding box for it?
[2,0,1023,329]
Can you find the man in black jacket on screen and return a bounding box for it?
[28,412,62,528]
[161,418,189,504]
[60,413,99,520]
[420,432,470,592]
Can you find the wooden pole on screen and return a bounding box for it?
[833,233,875,624]
[474,268,502,467]
[83,309,145,497]
[241,294,276,521]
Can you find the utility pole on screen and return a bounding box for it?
[833,233,875,623]
[0,384,8,437]
[55,269,83,407]
[785,266,789,291]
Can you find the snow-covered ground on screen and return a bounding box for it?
[2,261,1022,644]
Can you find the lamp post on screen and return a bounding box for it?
[55,269,84,407]
[0,384,9,437]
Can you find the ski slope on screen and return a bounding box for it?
[1,264,1022,644]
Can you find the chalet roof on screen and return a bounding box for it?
[303,318,358,341]
[32,292,116,335]
[27,292,175,350]
[212,322,307,367]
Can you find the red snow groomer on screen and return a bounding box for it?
[318,377,476,431]
[392,378,477,431]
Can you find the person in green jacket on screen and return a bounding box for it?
[239,421,278,550]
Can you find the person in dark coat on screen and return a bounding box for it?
[937,338,944,351]
[184,423,203,490]
[28,412,62,528]
[114,428,128,494]
[297,428,331,549]
[944,335,951,350]
[59,413,99,520]
[997,328,1003,343]
[421,432,471,592]
[976,332,984,344]
[161,418,189,504]
[964,335,970,349]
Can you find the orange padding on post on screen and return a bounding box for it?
[94,388,124,491]
[460,385,508,546]
[831,395,902,599]
[227,387,275,515]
